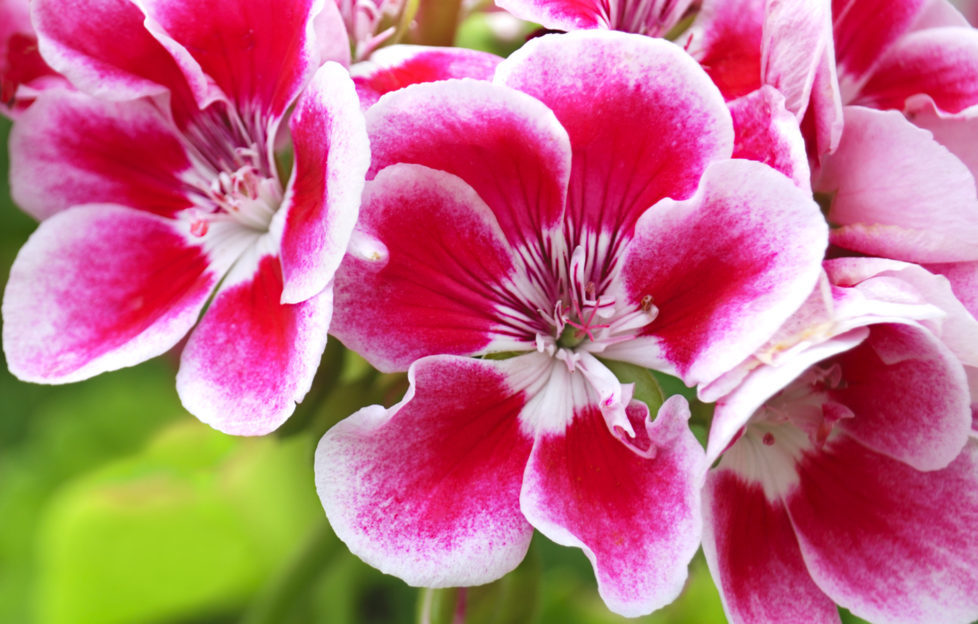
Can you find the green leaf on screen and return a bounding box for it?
[455,8,538,57]
[838,607,872,624]
[35,422,321,624]
[600,360,665,414]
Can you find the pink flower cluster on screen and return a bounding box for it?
[2,0,977,621]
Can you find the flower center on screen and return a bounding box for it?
[182,104,283,237]
[532,245,657,367]
[203,161,281,231]
[756,362,853,449]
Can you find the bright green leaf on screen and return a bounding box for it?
[35,421,320,624]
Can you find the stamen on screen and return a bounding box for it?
[640,294,655,313]
[181,103,282,234]
[585,281,596,301]
[757,362,854,449]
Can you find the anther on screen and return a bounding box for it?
[640,294,655,313]
[585,281,596,300]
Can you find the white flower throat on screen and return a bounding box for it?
[182,103,283,237]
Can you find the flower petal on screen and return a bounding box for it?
[315,355,535,587]
[615,159,827,386]
[9,89,192,221]
[928,260,978,320]
[762,0,833,118]
[365,78,571,250]
[912,0,971,29]
[32,0,192,102]
[495,0,610,31]
[351,44,501,109]
[276,62,369,305]
[331,163,527,373]
[906,98,978,180]
[687,0,765,101]
[702,469,840,624]
[858,27,978,114]
[2,204,216,383]
[312,0,350,68]
[497,30,734,238]
[134,0,323,115]
[826,257,978,366]
[728,86,811,188]
[520,396,704,617]
[829,323,971,471]
[176,250,330,435]
[805,48,845,157]
[788,437,978,624]
[832,0,927,91]
[0,0,67,118]
[819,106,978,263]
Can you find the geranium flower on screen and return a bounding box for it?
[805,0,978,349]
[701,258,978,624]
[814,0,978,263]
[684,0,978,262]
[315,31,827,616]
[2,0,370,435]
[683,0,978,335]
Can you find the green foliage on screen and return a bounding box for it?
[0,360,184,623]
[455,5,537,57]
[34,421,321,624]
[839,607,873,624]
[601,360,666,415]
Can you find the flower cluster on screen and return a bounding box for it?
[2,0,977,622]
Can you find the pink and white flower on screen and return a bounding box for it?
[2,0,370,435]
[315,30,827,616]
[701,258,978,624]
[814,0,978,266]
[682,0,978,308]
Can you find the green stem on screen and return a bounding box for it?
[239,519,338,624]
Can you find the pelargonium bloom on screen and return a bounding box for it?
[2,0,370,435]
[315,31,827,616]
[677,0,978,321]
[701,258,978,624]
[810,0,978,324]
[686,0,978,263]
[814,0,978,265]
